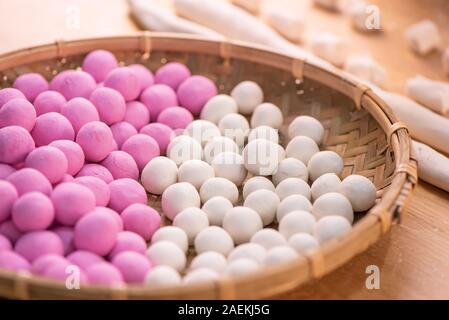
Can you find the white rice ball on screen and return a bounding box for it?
[248,126,279,144]
[314,215,352,244]
[272,157,308,185]
[200,94,238,124]
[184,120,221,147]
[223,207,263,245]
[203,136,239,164]
[338,174,376,211]
[285,135,319,165]
[231,81,264,115]
[250,228,287,250]
[199,177,239,205]
[242,138,285,176]
[145,265,182,287]
[275,177,311,200]
[288,233,319,254]
[227,243,266,265]
[183,268,220,284]
[276,194,312,222]
[173,207,209,244]
[194,226,234,256]
[242,176,276,200]
[161,182,201,220]
[288,115,324,144]
[151,226,189,253]
[190,251,227,273]
[218,113,250,147]
[312,192,354,223]
[146,241,187,272]
[308,151,344,181]
[178,159,215,189]
[167,135,203,166]
[141,156,178,195]
[211,152,247,186]
[226,258,259,277]
[311,173,341,201]
[250,103,283,129]
[263,246,299,266]
[278,211,316,239]
[201,196,233,226]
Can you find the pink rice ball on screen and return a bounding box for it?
[61,97,100,133]
[74,210,119,256]
[104,67,140,102]
[90,87,126,125]
[82,50,118,83]
[139,123,174,155]
[25,146,68,184]
[110,121,137,149]
[0,126,35,164]
[121,203,161,241]
[124,101,150,130]
[0,180,18,223]
[67,250,104,270]
[140,84,177,119]
[108,231,147,259]
[155,62,191,90]
[76,121,114,162]
[31,253,68,275]
[100,151,139,180]
[7,168,52,196]
[31,112,75,146]
[14,230,64,262]
[49,140,85,176]
[13,73,49,102]
[0,88,26,107]
[51,182,96,226]
[74,176,110,207]
[0,164,16,179]
[111,251,151,284]
[50,70,96,100]
[13,162,25,170]
[33,90,66,116]
[0,234,12,251]
[157,106,194,130]
[43,259,88,283]
[52,226,75,255]
[0,98,36,131]
[129,64,154,92]
[85,262,124,286]
[12,192,55,232]
[76,163,113,184]
[177,75,217,115]
[0,220,22,244]
[91,206,123,231]
[0,250,30,272]
[108,178,147,213]
[112,140,119,151]
[121,134,160,171]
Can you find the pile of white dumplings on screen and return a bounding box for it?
[141,80,377,287]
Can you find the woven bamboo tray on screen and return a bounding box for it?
[0,33,417,300]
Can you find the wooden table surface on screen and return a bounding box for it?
[1,0,449,299]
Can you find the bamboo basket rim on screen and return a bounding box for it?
[0,33,417,300]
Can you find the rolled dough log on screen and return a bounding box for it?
[406,75,449,116]
[412,140,449,193]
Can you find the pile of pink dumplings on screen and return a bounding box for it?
[0,49,218,286]
[0,48,378,289]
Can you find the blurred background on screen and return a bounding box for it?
[0,0,448,93]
